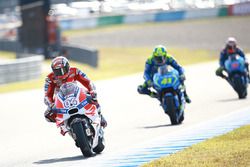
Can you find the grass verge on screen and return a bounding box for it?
[0,47,216,93]
[0,51,15,59]
[141,124,250,167]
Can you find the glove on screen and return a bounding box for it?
[44,109,56,123]
[90,90,97,101]
[179,74,186,81]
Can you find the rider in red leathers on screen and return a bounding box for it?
[44,56,107,128]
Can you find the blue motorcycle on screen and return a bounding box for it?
[152,65,185,125]
[224,53,248,99]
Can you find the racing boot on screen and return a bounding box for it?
[74,140,79,147]
[92,99,107,128]
[216,66,227,79]
[137,84,151,95]
[185,95,191,103]
[100,114,107,128]
[150,91,158,98]
[184,91,191,103]
[247,72,250,83]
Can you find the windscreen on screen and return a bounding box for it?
[59,82,77,97]
[158,65,169,75]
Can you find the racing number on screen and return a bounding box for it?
[64,97,77,108]
[161,78,172,85]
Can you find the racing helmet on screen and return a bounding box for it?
[226,37,237,54]
[153,45,167,65]
[51,56,70,79]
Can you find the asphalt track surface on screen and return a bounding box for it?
[1,60,250,167]
[68,16,250,51]
[1,16,250,166]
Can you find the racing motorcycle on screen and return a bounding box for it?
[53,82,105,157]
[152,65,185,125]
[224,53,248,99]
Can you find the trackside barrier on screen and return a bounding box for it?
[229,2,250,15]
[58,3,250,31]
[0,55,44,84]
[60,17,98,30]
[62,44,98,67]
[155,11,185,22]
[0,40,98,68]
[97,15,124,26]
[0,39,22,52]
[184,8,219,19]
[123,13,155,24]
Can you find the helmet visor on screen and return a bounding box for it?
[59,83,77,97]
[154,56,164,64]
[227,45,235,54]
[53,66,68,77]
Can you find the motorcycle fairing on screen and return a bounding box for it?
[54,86,100,132]
[225,55,245,73]
[153,69,180,91]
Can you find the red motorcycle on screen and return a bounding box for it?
[53,82,105,157]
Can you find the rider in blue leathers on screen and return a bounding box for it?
[137,45,191,103]
[216,37,249,79]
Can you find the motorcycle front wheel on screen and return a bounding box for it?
[233,76,247,99]
[71,122,93,157]
[164,96,179,125]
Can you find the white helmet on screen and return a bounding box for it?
[226,37,237,54]
[226,37,237,47]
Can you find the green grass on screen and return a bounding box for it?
[0,47,216,93]
[72,47,216,80]
[0,51,15,59]
[141,124,250,167]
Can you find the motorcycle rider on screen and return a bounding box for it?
[137,45,191,103]
[216,37,249,80]
[44,56,107,128]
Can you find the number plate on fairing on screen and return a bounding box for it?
[64,97,77,108]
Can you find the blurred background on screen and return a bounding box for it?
[0,0,250,90]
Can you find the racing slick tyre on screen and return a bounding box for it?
[71,122,93,157]
[165,96,179,125]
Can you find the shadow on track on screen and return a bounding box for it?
[142,124,174,129]
[33,154,93,165]
[217,98,243,102]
